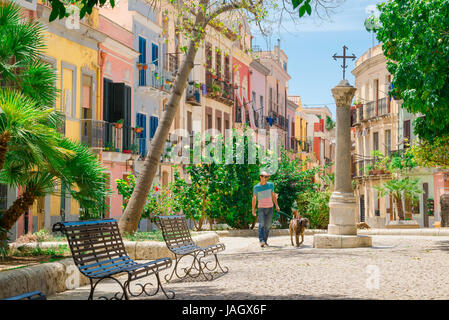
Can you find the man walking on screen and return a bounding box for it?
[252,171,280,247]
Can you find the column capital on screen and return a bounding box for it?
[332,80,357,108]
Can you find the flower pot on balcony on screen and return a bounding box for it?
[143,64,148,70]
[134,127,143,133]
[137,63,144,70]
[115,123,123,129]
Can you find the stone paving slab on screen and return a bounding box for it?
[49,234,449,300]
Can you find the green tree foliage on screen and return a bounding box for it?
[410,135,449,169]
[377,0,449,142]
[172,128,266,230]
[325,115,335,131]
[296,190,330,229]
[271,150,320,227]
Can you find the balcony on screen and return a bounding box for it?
[352,158,391,179]
[365,101,376,119]
[205,72,234,107]
[81,120,140,156]
[150,69,174,93]
[186,83,201,106]
[270,111,288,131]
[377,97,388,116]
[81,119,103,149]
[352,98,390,125]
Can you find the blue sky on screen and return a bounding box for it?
[252,0,383,119]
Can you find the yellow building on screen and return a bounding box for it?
[291,96,309,161]
[27,3,106,233]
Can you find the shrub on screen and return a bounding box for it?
[297,191,330,229]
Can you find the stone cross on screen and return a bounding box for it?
[332,46,356,80]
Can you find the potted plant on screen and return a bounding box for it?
[115,119,124,129]
[143,64,148,70]
[134,127,144,133]
[104,141,114,152]
[130,144,139,154]
[364,164,374,175]
[137,63,144,70]
[353,100,363,108]
[123,149,131,154]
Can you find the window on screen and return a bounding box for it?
[152,43,159,66]
[216,116,222,133]
[215,49,221,78]
[150,116,159,139]
[138,37,147,86]
[373,132,379,152]
[385,129,391,155]
[224,55,230,81]
[136,113,147,157]
[207,114,212,130]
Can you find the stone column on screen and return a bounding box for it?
[314,80,372,248]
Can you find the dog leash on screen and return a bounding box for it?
[275,210,293,221]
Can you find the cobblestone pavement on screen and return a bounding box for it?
[49,235,449,300]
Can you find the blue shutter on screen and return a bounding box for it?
[152,43,159,66]
[138,37,147,86]
[150,116,158,139]
[137,113,147,157]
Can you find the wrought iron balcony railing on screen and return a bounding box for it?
[81,120,139,155]
[186,83,201,106]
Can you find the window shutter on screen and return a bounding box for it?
[152,43,159,66]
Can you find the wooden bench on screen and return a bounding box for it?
[52,219,174,300]
[3,291,46,300]
[157,215,228,282]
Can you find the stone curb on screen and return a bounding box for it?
[215,229,327,237]
[0,232,219,299]
[359,228,449,236]
[215,228,449,237]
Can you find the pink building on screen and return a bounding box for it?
[249,60,269,129]
[98,13,140,219]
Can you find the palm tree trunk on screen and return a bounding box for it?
[394,195,404,220]
[0,131,11,172]
[118,9,208,234]
[0,189,36,241]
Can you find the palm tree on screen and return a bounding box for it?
[0,88,64,171]
[0,1,57,106]
[375,178,422,221]
[0,137,110,238]
[0,2,108,239]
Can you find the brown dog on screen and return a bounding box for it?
[289,210,310,247]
